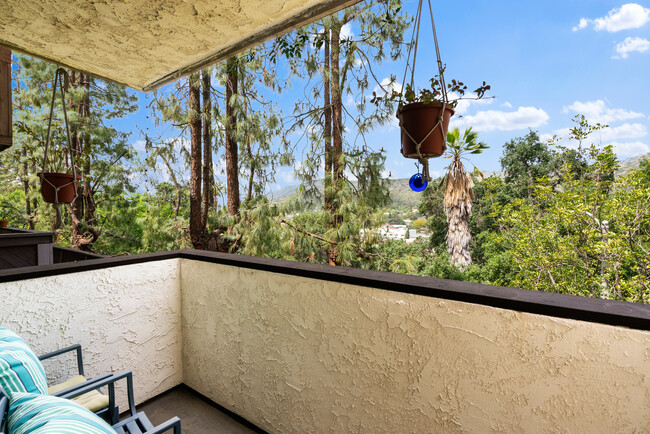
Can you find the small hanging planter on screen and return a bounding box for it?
[39,68,80,204]
[38,172,81,204]
[371,0,490,191]
[398,102,454,159]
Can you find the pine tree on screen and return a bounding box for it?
[271,0,409,265]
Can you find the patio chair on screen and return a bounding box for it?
[61,370,181,434]
[39,343,116,422]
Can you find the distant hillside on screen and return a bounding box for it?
[269,178,421,208]
[270,171,505,209]
[267,155,647,209]
[616,152,650,177]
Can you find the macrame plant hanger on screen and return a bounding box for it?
[399,0,449,184]
[40,67,79,205]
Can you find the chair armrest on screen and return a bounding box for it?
[38,344,84,376]
[148,417,181,434]
[113,413,181,434]
[60,371,136,419]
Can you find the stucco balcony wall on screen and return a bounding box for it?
[0,251,649,432]
[0,258,183,404]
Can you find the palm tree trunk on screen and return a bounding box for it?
[444,158,473,268]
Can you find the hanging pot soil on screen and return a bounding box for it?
[397,102,454,159]
[38,172,81,204]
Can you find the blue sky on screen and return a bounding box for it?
[115,1,650,191]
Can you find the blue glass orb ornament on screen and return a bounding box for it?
[409,173,428,192]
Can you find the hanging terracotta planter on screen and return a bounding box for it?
[398,102,454,159]
[369,0,490,191]
[38,172,81,204]
[39,68,81,205]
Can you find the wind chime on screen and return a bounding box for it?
[398,0,454,192]
[38,68,81,204]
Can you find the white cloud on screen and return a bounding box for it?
[452,92,494,116]
[341,23,354,40]
[501,101,513,108]
[572,18,589,32]
[594,3,650,32]
[279,169,296,184]
[598,123,647,141]
[540,123,649,157]
[131,139,146,153]
[539,132,555,143]
[373,77,402,97]
[574,3,650,32]
[563,100,644,124]
[452,106,549,132]
[608,141,650,156]
[615,36,650,58]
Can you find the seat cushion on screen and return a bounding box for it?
[48,374,110,412]
[47,374,86,394]
[0,327,48,397]
[8,392,117,434]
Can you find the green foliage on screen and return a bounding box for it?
[371,78,490,108]
[488,121,648,302]
[500,130,559,198]
[412,217,426,230]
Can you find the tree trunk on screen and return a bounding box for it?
[330,23,343,187]
[225,57,240,216]
[16,77,35,229]
[22,148,34,229]
[444,158,473,268]
[328,21,343,266]
[65,72,99,251]
[81,74,96,230]
[246,135,255,203]
[188,73,203,247]
[201,69,212,228]
[323,26,333,214]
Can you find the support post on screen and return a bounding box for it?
[0,46,11,151]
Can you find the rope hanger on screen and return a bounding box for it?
[41,67,79,204]
[398,0,449,182]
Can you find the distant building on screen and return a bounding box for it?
[380,224,408,240]
[405,229,431,244]
[361,225,431,243]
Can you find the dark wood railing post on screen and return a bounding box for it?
[0,46,11,151]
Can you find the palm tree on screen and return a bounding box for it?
[442,128,488,268]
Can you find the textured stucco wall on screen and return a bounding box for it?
[0,0,357,90]
[0,259,183,404]
[180,259,650,433]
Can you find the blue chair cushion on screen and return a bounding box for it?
[0,327,48,397]
[8,392,117,433]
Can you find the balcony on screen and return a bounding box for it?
[0,250,648,432]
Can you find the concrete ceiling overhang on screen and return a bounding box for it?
[0,0,360,92]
